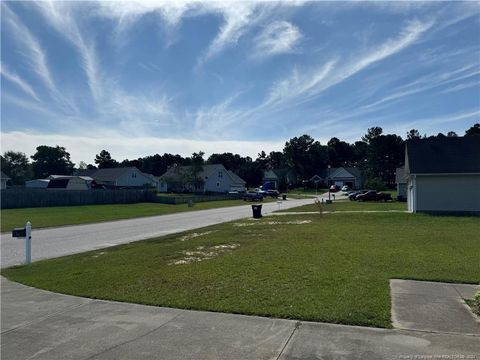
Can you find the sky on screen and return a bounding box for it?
[1,1,479,165]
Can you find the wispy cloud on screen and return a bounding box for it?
[263,19,434,112]
[361,63,480,109]
[251,20,302,60]
[2,3,56,93]
[34,1,102,102]
[0,63,40,101]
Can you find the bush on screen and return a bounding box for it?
[364,178,387,191]
[471,290,480,316]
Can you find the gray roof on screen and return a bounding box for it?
[74,167,139,182]
[406,135,480,174]
[160,164,221,181]
[227,170,246,184]
[160,164,245,184]
[1,171,10,180]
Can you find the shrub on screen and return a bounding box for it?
[364,177,387,191]
[471,290,480,316]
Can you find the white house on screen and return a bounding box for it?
[1,171,10,189]
[159,164,246,193]
[405,135,480,214]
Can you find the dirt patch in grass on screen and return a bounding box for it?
[170,243,240,265]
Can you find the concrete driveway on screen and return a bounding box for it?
[2,277,479,360]
[1,198,313,268]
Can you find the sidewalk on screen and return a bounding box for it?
[2,277,479,360]
[391,279,480,335]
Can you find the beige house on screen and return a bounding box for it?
[159,164,246,193]
[405,135,480,214]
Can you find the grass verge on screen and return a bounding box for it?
[3,212,479,328]
[278,200,407,212]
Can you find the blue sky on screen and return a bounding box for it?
[1,1,479,164]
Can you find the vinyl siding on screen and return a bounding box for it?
[415,174,480,213]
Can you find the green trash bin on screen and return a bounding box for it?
[251,204,262,218]
[282,194,287,200]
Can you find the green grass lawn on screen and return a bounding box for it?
[1,200,258,232]
[3,211,479,328]
[279,200,407,212]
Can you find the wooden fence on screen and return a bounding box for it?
[1,189,243,209]
[1,189,149,209]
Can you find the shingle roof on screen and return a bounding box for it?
[1,171,10,179]
[406,135,480,174]
[160,164,222,181]
[227,170,246,184]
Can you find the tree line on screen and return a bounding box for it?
[2,124,479,188]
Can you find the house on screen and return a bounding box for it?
[310,167,363,189]
[1,171,10,189]
[263,168,296,189]
[75,167,158,189]
[405,135,480,214]
[159,164,246,193]
[47,175,94,190]
[395,167,407,201]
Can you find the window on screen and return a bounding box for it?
[218,171,223,178]
[132,172,136,178]
[216,182,220,187]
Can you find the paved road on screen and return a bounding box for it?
[1,278,479,360]
[1,198,313,268]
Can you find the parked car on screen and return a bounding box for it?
[264,189,280,198]
[348,189,369,201]
[356,190,392,202]
[341,185,350,192]
[243,192,263,201]
[329,185,340,192]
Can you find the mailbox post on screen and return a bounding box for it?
[25,221,32,264]
[12,221,32,264]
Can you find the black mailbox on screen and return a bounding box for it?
[12,228,26,238]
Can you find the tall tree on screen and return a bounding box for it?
[1,151,32,185]
[31,145,74,178]
[406,129,421,140]
[189,151,205,191]
[95,150,119,168]
[207,153,246,171]
[327,137,355,167]
[265,151,286,170]
[465,123,480,136]
[447,131,458,137]
[361,129,404,186]
[362,127,383,143]
[283,134,316,181]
